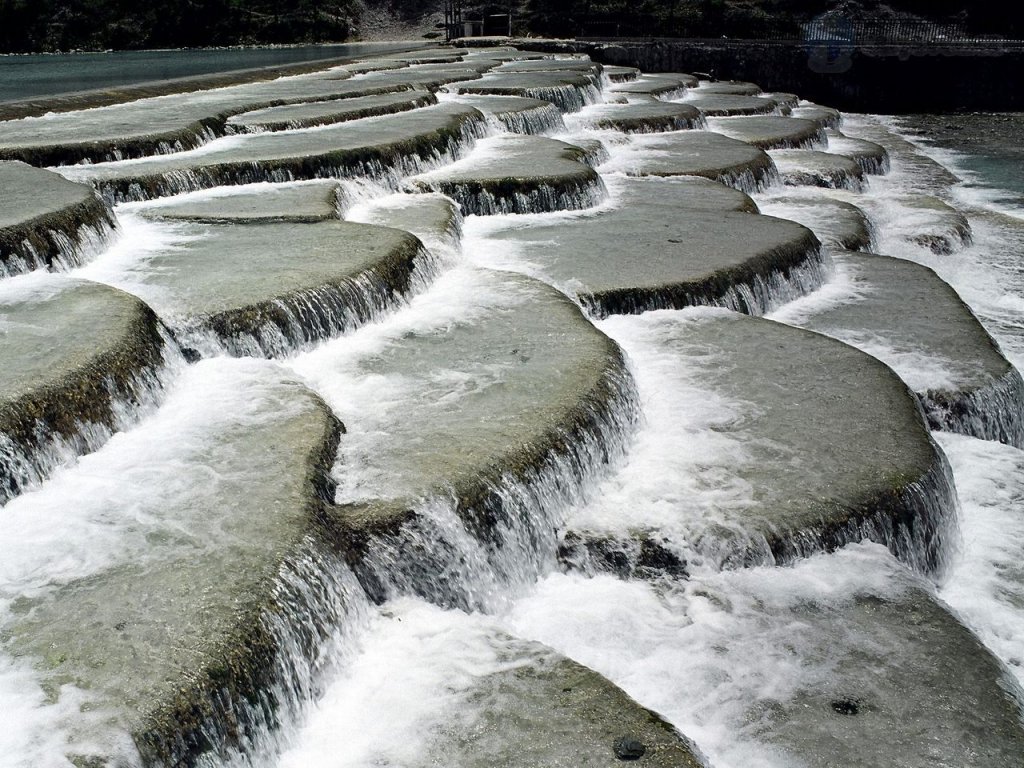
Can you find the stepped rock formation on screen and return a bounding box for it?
[0,43,1022,768]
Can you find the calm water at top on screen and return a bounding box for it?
[0,42,426,102]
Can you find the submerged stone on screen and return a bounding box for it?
[493,187,822,317]
[685,94,778,116]
[62,102,486,203]
[708,116,825,149]
[897,194,973,253]
[409,135,604,215]
[138,180,342,223]
[2,360,349,767]
[616,131,777,192]
[779,249,1024,448]
[582,101,704,133]
[424,637,706,768]
[771,149,866,190]
[0,277,168,505]
[226,90,437,132]
[739,549,1024,768]
[0,161,116,276]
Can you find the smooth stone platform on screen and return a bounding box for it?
[62,102,486,203]
[762,92,800,109]
[603,65,641,82]
[496,58,603,75]
[707,116,824,149]
[449,95,566,134]
[424,637,706,768]
[744,550,1024,768]
[844,121,960,190]
[582,101,704,133]
[350,193,462,247]
[570,311,954,573]
[353,67,486,90]
[771,149,866,190]
[493,191,821,317]
[226,90,437,132]
[409,135,604,215]
[0,277,166,505]
[613,175,758,213]
[759,195,874,251]
[117,219,427,357]
[138,180,342,223]
[826,131,891,174]
[4,361,345,767]
[608,76,689,100]
[694,81,761,96]
[685,94,778,116]
[0,161,116,275]
[615,131,777,192]
[0,76,415,166]
[783,249,1024,448]
[791,103,843,129]
[898,194,973,253]
[451,72,600,112]
[322,270,632,594]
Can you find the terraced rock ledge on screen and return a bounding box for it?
[225,90,438,132]
[62,103,488,204]
[493,179,823,317]
[708,115,825,150]
[111,218,431,358]
[448,95,566,135]
[316,271,638,607]
[772,149,866,190]
[3,361,349,767]
[618,131,777,192]
[781,250,1024,448]
[0,161,116,276]
[451,71,601,113]
[409,135,605,215]
[582,101,704,133]
[138,179,343,223]
[0,278,169,505]
[565,311,956,576]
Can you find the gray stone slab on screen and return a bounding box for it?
[897,194,973,253]
[742,551,1024,768]
[0,161,116,275]
[449,95,566,134]
[686,94,778,116]
[322,270,632,590]
[759,194,874,251]
[617,131,777,192]
[226,90,437,131]
[103,219,428,358]
[451,71,600,113]
[493,188,821,317]
[350,192,462,248]
[783,249,1024,447]
[409,135,604,215]
[352,67,486,90]
[826,130,891,174]
[496,58,603,75]
[0,277,167,505]
[138,180,342,223]
[566,311,954,574]
[603,65,641,82]
[608,76,689,100]
[3,360,347,767]
[61,102,486,203]
[792,102,843,129]
[425,637,706,768]
[771,149,866,190]
[0,76,414,166]
[582,101,703,133]
[708,115,825,149]
[694,81,762,95]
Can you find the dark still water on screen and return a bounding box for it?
[0,42,425,102]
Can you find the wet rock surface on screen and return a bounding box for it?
[613,131,776,190]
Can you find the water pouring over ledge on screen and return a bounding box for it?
[1,43,1024,768]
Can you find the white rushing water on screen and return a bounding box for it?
[4,57,1024,768]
